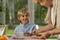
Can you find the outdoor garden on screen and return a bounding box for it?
[0,0,57,40]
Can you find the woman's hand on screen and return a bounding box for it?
[31,29,40,35]
[39,32,51,39]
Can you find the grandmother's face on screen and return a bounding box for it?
[40,0,53,7]
[32,0,53,7]
[32,0,39,3]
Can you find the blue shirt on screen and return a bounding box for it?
[14,22,36,34]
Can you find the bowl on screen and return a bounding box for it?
[15,32,24,38]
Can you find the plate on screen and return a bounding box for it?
[12,36,24,39]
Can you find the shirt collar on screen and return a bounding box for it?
[20,21,31,27]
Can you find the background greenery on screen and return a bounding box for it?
[0,0,48,25]
[34,3,48,26]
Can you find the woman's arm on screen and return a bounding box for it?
[32,24,54,35]
[49,28,60,35]
[39,28,60,39]
[36,24,54,32]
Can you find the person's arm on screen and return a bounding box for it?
[37,24,54,32]
[38,28,60,39]
[49,28,60,35]
[32,24,54,35]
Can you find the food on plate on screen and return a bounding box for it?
[24,32,32,36]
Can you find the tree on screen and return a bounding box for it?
[8,0,15,29]
[0,0,6,25]
[28,0,35,23]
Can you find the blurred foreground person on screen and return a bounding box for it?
[32,0,60,39]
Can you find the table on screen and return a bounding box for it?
[7,36,45,40]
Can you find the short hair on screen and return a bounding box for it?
[17,8,29,17]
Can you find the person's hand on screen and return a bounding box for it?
[33,32,51,39]
[39,32,51,39]
[31,29,39,35]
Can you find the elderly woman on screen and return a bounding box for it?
[32,0,60,39]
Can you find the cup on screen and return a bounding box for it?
[15,32,24,38]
